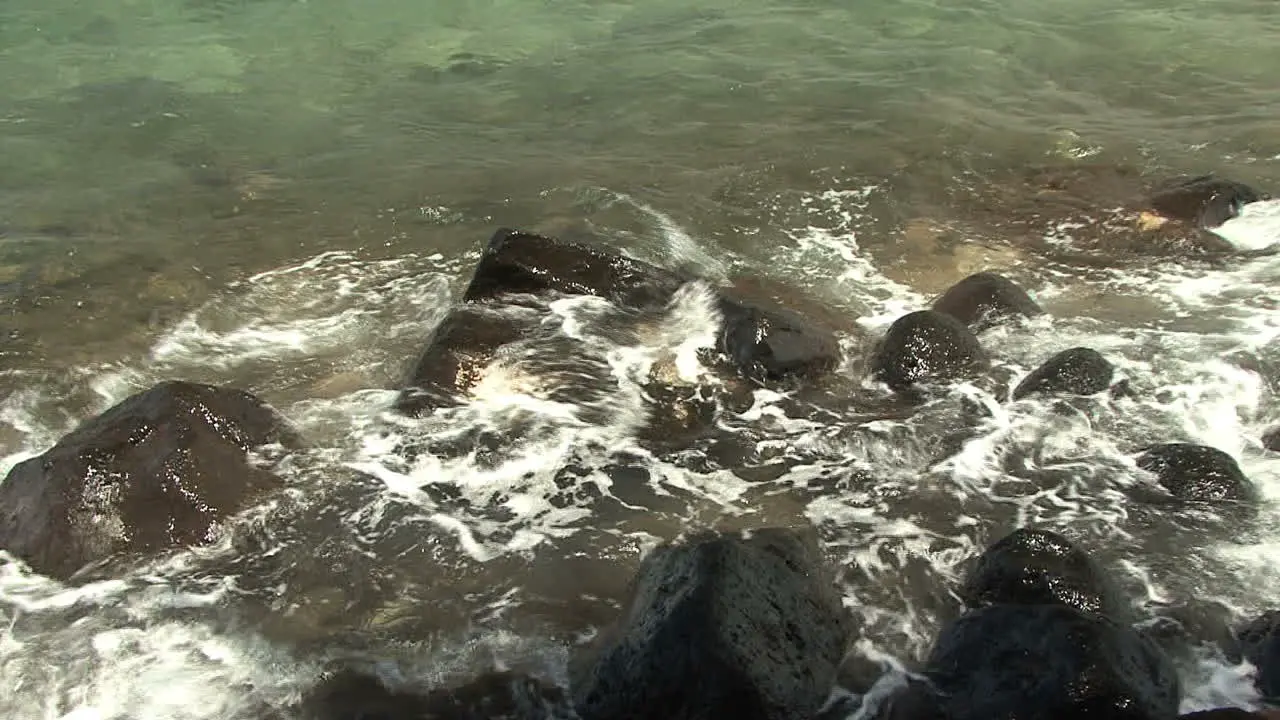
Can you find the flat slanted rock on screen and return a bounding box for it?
[0,380,301,580]
[462,227,690,309]
[569,527,851,720]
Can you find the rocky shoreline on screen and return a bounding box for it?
[1,173,1278,719]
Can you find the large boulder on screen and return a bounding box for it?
[870,310,988,391]
[568,527,852,720]
[299,668,571,720]
[930,272,1043,332]
[924,604,1181,720]
[1237,610,1280,701]
[960,527,1131,622]
[1135,443,1258,503]
[1143,175,1267,230]
[1011,347,1115,401]
[0,381,301,581]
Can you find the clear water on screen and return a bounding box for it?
[2,0,1280,717]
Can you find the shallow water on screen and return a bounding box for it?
[3,0,1280,717]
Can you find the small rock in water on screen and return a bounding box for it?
[870,310,988,391]
[1135,443,1257,503]
[1011,347,1115,401]
[1144,175,1267,230]
[960,527,1132,622]
[923,604,1181,720]
[1237,610,1280,702]
[568,526,851,720]
[0,380,302,581]
[714,290,840,382]
[931,271,1043,332]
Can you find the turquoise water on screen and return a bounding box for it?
[3,1,1280,717]
[2,0,1278,379]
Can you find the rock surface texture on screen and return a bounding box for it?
[569,527,852,720]
[0,380,301,580]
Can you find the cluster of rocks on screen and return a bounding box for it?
[0,173,1278,718]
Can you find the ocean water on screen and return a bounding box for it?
[2,0,1280,717]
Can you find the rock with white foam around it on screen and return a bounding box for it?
[1135,443,1258,503]
[568,526,852,720]
[0,380,303,581]
[393,228,842,416]
[870,309,988,392]
[960,527,1132,623]
[1011,346,1115,401]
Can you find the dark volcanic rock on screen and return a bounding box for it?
[569,527,851,720]
[396,229,846,416]
[960,527,1131,622]
[1145,175,1267,229]
[300,668,570,720]
[394,303,539,416]
[871,310,988,391]
[714,291,840,382]
[462,227,689,309]
[930,271,1043,331]
[1011,347,1115,401]
[1237,610,1280,701]
[0,380,301,580]
[1135,443,1257,502]
[925,604,1181,720]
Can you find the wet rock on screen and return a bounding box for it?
[930,271,1043,332]
[1011,347,1115,401]
[870,310,988,391]
[569,526,851,720]
[462,227,688,309]
[1144,175,1267,230]
[393,303,539,416]
[397,229,844,415]
[925,604,1181,720]
[1135,443,1257,503]
[1262,427,1280,453]
[1237,610,1280,701]
[299,668,571,720]
[960,527,1131,622]
[714,291,840,382]
[0,380,301,581]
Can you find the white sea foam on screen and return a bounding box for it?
[2,183,1280,717]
